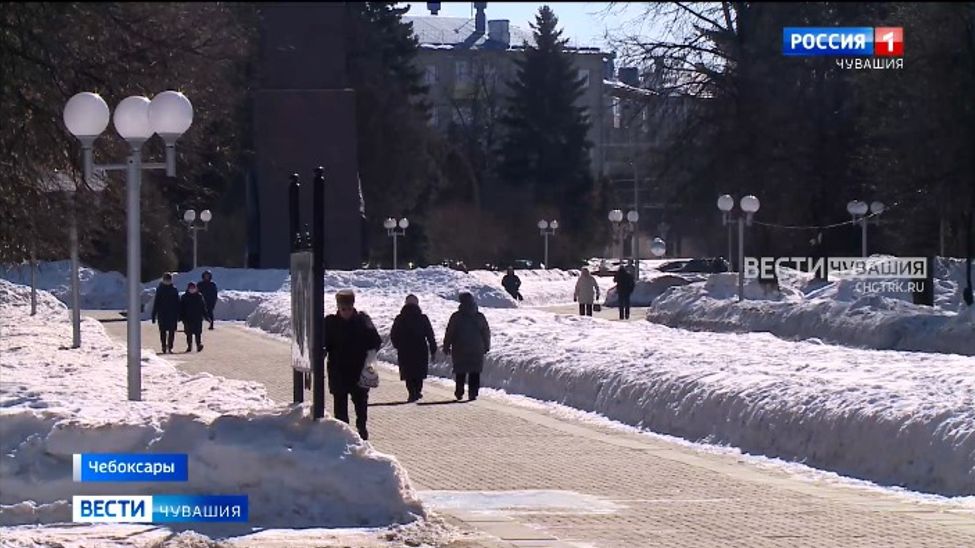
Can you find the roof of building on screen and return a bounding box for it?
[403,16,604,54]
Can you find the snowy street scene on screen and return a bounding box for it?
[2,1,975,547]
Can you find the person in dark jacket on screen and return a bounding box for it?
[325,289,381,440]
[390,294,437,402]
[501,267,523,301]
[443,292,490,401]
[197,270,219,330]
[150,272,180,354]
[179,282,208,353]
[613,266,636,320]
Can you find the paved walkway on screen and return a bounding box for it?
[94,313,975,547]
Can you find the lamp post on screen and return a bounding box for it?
[64,91,193,401]
[846,199,884,257]
[608,209,639,269]
[182,209,212,270]
[650,237,667,258]
[384,217,408,269]
[717,194,760,302]
[537,220,558,269]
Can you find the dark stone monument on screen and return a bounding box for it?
[253,2,361,269]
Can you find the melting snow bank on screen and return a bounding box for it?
[0,280,424,530]
[647,272,975,356]
[247,280,975,497]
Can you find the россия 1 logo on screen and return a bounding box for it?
[782,27,903,70]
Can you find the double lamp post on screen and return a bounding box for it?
[63,90,193,401]
[384,217,409,269]
[182,208,213,270]
[717,194,760,302]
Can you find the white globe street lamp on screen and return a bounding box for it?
[385,217,408,269]
[183,209,213,270]
[608,209,639,270]
[63,90,193,402]
[538,219,558,269]
[650,237,667,258]
[716,193,761,302]
[847,198,884,257]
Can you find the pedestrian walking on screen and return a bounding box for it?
[390,294,437,402]
[443,292,490,401]
[613,266,636,320]
[324,289,381,440]
[150,272,180,354]
[574,268,601,316]
[502,267,524,301]
[179,282,208,352]
[197,270,219,330]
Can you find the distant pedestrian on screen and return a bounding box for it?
[325,289,381,440]
[179,282,208,353]
[150,272,180,354]
[197,270,219,330]
[501,267,524,301]
[574,268,600,316]
[613,266,636,320]
[443,292,490,401]
[390,294,437,402]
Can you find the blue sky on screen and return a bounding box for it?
[398,2,654,50]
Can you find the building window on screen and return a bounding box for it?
[424,65,438,87]
[578,69,590,89]
[612,97,621,129]
[455,60,471,83]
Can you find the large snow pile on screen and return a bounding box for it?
[0,260,128,309]
[245,270,975,497]
[469,268,587,307]
[647,258,975,355]
[0,280,424,529]
[603,273,706,307]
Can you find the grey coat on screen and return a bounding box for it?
[443,302,491,374]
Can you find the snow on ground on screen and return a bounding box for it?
[0,280,424,535]
[243,270,975,497]
[469,268,584,307]
[0,260,128,309]
[647,257,975,355]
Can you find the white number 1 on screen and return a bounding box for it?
[882,31,895,52]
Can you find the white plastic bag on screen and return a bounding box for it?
[358,350,380,389]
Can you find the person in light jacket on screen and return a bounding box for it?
[574,268,601,316]
[443,292,490,401]
[390,294,437,402]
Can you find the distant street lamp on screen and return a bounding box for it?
[650,237,667,258]
[384,217,408,269]
[608,209,639,268]
[537,219,558,269]
[717,194,760,302]
[847,199,884,257]
[64,90,193,401]
[182,209,212,270]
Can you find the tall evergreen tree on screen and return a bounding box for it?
[345,2,438,265]
[497,6,593,236]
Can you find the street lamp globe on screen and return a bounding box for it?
[63,92,110,139]
[550,220,559,230]
[113,96,153,142]
[717,194,734,212]
[383,218,396,230]
[850,200,868,216]
[650,237,666,257]
[538,220,548,230]
[608,209,623,223]
[740,195,761,213]
[398,218,410,229]
[148,91,193,142]
[870,201,885,215]
[200,209,212,223]
[626,210,639,223]
[183,210,196,223]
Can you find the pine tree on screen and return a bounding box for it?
[346,2,437,265]
[497,6,593,235]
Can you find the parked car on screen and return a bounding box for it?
[657,257,730,274]
[510,259,537,270]
[440,259,469,273]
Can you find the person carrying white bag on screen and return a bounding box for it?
[324,289,382,440]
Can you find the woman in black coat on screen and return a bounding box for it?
[179,282,209,353]
[443,292,490,401]
[150,272,180,354]
[390,294,437,402]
